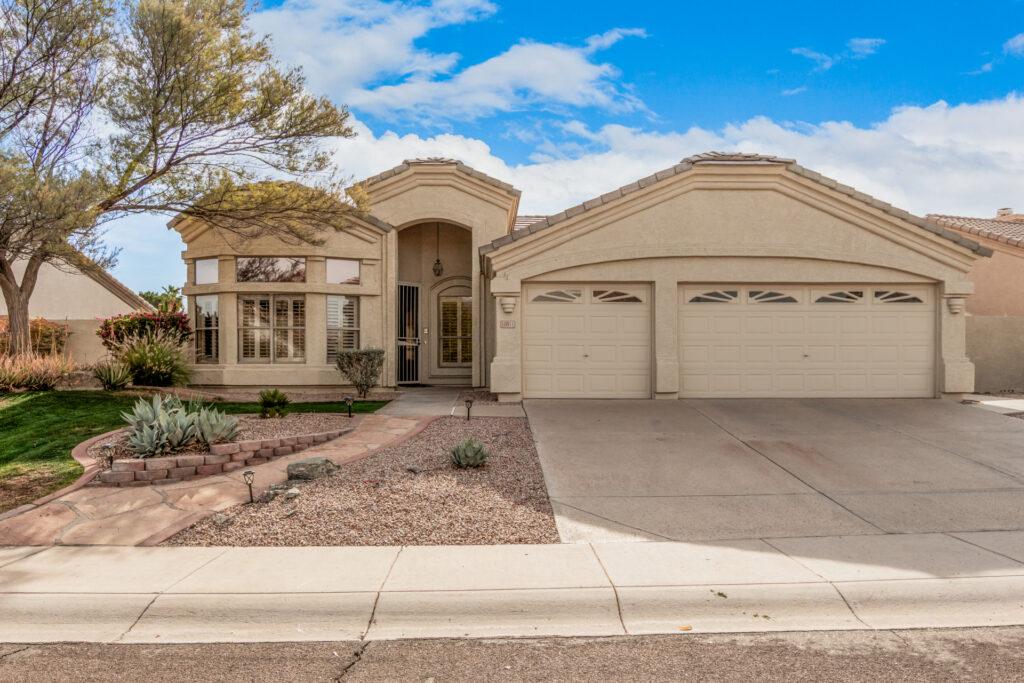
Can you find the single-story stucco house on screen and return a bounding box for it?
[0,259,153,363]
[173,152,992,401]
[929,209,1024,393]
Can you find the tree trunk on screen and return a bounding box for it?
[0,256,43,356]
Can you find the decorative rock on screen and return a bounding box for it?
[286,457,339,481]
[212,513,232,526]
[283,487,301,500]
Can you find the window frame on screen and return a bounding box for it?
[193,294,219,364]
[326,294,361,363]
[194,258,219,285]
[438,295,473,367]
[235,256,307,283]
[326,258,361,285]
[237,294,306,364]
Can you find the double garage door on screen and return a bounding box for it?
[522,283,935,399]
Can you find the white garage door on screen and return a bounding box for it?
[523,284,652,398]
[679,285,935,398]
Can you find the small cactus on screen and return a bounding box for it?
[195,407,240,445]
[450,438,489,469]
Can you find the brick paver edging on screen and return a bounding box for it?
[97,428,354,487]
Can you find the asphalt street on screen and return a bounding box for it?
[2,627,1023,681]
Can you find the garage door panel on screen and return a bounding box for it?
[524,284,651,398]
[680,284,935,398]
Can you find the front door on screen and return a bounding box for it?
[397,283,420,384]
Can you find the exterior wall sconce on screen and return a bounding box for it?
[499,297,517,314]
[432,223,444,277]
[946,296,966,314]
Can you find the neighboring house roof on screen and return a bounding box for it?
[357,158,522,199]
[481,152,991,257]
[927,212,1024,249]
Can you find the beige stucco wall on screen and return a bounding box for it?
[486,165,981,400]
[968,316,1024,392]
[0,260,143,364]
[955,236,1024,391]
[181,222,386,387]
[177,164,519,389]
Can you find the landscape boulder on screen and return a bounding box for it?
[286,456,339,481]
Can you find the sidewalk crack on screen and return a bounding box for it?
[334,641,370,680]
[588,543,628,636]
[362,546,403,640]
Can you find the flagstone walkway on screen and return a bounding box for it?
[0,414,429,547]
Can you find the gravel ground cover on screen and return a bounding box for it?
[166,416,560,546]
[458,389,498,403]
[88,413,355,464]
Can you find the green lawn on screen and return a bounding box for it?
[0,391,387,512]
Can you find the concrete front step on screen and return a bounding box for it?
[1,533,1024,642]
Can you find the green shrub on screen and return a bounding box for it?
[0,354,75,392]
[258,388,290,418]
[122,394,199,457]
[0,317,70,356]
[450,438,489,469]
[335,348,385,398]
[97,311,191,351]
[111,331,191,387]
[92,360,133,390]
[195,406,240,445]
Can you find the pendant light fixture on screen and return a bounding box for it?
[432,222,444,277]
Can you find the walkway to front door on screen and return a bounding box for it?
[526,398,1024,543]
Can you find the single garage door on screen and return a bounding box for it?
[679,285,935,398]
[523,284,652,398]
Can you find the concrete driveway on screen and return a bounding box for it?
[525,398,1024,543]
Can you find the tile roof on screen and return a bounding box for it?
[927,213,1024,249]
[481,152,991,257]
[356,158,521,198]
[513,215,548,231]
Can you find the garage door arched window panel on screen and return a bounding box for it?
[688,290,738,304]
[748,290,800,304]
[439,296,472,366]
[592,289,645,303]
[814,290,865,304]
[531,289,582,303]
[874,290,925,304]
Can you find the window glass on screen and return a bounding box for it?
[238,295,305,362]
[326,295,360,362]
[236,257,306,283]
[193,295,219,363]
[440,296,472,366]
[326,258,361,285]
[194,258,219,285]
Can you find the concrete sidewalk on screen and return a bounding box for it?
[3,531,1024,643]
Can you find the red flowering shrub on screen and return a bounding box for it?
[97,311,191,350]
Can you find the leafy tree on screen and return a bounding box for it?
[138,284,182,312]
[0,0,359,355]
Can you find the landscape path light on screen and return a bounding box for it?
[242,469,255,503]
[465,397,474,421]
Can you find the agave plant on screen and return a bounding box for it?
[122,394,197,457]
[128,423,171,457]
[450,438,490,469]
[195,407,240,445]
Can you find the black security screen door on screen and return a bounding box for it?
[397,283,420,383]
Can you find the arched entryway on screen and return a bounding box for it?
[395,221,473,385]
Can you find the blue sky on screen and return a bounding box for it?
[107,0,1024,291]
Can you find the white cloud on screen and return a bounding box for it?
[791,47,836,71]
[1005,33,1024,56]
[847,37,885,58]
[792,37,885,72]
[781,86,808,96]
[331,94,1024,218]
[348,30,647,121]
[249,0,496,98]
